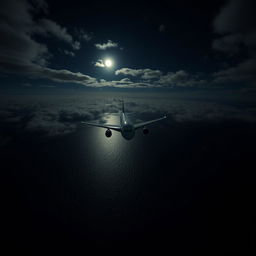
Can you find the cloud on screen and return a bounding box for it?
[212,34,243,54]
[39,67,97,85]
[0,0,36,28]
[0,93,119,138]
[63,50,75,57]
[120,78,132,83]
[95,40,118,50]
[1,92,256,142]
[0,0,102,87]
[80,30,93,42]
[213,58,256,84]
[31,0,49,14]
[36,18,80,50]
[74,28,93,42]
[0,0,50,67]
[158,70,206,87]
[115,68,162,79]
[94,78,150,88]
[212,0,256,85]
[213,0,256,54]
[94,59,105,67]
[82,34,93,42]
[89,79,147,88]
[115,68,205,87]
[213,0,256,35]
[0,57,97,86]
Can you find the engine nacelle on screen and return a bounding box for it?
[143,127,149,135]
[105,129,112,138]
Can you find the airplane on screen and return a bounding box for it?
[81,101,167,140]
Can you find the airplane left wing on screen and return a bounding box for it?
[81,121,121,132]
[133,115,167,130]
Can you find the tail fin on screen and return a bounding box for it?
[121,99,125,113]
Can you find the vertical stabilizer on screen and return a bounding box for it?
[121,99,125,113]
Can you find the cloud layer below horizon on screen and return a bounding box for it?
[1,91,256,147]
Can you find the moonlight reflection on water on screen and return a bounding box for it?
[81,114,139,195]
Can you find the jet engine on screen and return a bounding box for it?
[143,127,149,135]
[105,129,112,138]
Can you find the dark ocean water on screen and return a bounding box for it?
[1,119,256,253]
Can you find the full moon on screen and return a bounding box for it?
[105,59,113,68]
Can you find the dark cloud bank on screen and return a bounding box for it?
[1,91,256,142]
[212,0,256,85]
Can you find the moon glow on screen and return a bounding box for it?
[105,59,113,68]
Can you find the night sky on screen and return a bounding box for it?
[1,0,256,254]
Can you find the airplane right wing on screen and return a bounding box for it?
[81,121,121,131]
[133,115,167,130]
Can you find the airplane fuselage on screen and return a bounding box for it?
[120,112,135,140]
